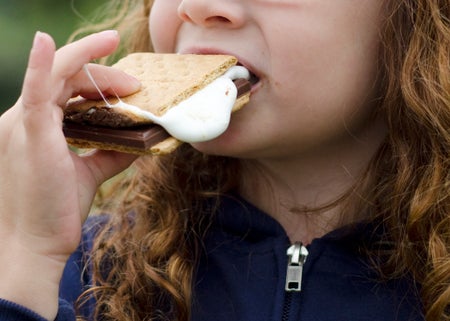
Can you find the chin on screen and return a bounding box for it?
[191,133,273,160]
[190,108,268,158]
[190,135,237,157]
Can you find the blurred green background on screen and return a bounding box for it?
[0,0,109,114]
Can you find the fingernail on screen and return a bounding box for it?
[32,31,45,50]
[127,74,141,89]
[99,29,119,38]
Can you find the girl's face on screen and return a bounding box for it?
[149,0,385,159]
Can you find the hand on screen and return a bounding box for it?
[0,31,139,319]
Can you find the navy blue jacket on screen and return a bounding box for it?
[0,195,424,321]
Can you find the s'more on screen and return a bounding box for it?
[63,53,252,155]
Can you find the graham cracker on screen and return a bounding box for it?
[66,53,239,124]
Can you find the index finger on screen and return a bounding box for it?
[21,32,56,113]
[52,30,120,81]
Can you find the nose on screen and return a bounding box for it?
[177,0,246,29]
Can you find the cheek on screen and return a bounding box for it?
[269,12,382,127]
[149,0,180,53]
[256,41,382,153]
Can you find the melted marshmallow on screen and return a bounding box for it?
[84,65,250,143]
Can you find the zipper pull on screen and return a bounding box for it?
[285,242,309,292]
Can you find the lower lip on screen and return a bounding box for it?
[250,80,261,94]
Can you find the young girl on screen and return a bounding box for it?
[0,0,448,320]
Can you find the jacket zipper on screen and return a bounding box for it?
[285,242,308,291]
[282,242,308,321]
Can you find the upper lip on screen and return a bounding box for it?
[178,47,261,84]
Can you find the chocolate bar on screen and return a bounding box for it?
[63,123,169,150]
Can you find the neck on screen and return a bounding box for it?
[238,121,385,244]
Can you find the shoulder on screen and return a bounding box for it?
[306,222,424,320]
